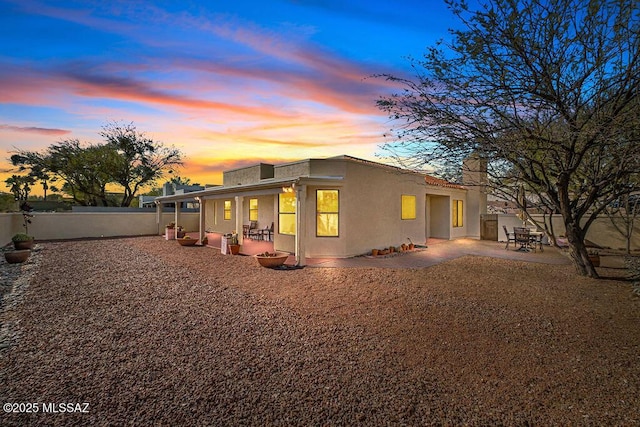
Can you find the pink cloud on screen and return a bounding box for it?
[0,124,71,136]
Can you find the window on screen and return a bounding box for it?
[249,198,258,221]
[401,195,416,220]
[224,200,232,220]
[316,190,339,237]
[453,199,463,227]
[278,192,296,235]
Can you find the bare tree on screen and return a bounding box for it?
[377,0,640,277]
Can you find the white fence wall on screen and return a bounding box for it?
[497,213,640,251]
[2,212,200,245]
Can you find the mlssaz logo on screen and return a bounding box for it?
[42,403,90,413]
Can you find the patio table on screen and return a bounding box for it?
[529,231,544,252]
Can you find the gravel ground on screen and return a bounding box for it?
[1,236,639,426]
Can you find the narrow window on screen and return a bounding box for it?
[401,195,416,220]
[316,190,339,237]
[278,192,296,235]
[224,200,232,221]
[249,198,258,221]
[453,199,463,227]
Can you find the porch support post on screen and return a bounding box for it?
[174,200,181,233]
[155,201,162,235]
[235,196,244,244]
[295,184,307,266]
[198,198,206,244]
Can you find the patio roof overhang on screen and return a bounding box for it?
[154,175,344,204]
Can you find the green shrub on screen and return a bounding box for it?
[11,233,33,242]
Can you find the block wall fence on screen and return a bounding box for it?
[1,212,200,246]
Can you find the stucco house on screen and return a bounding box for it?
[155,154,487,265]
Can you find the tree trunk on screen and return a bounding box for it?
[557,176,599,278]
[564,221,599,278]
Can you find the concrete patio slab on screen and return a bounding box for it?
[305,238,572,268]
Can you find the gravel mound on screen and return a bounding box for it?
[1,237,639,425]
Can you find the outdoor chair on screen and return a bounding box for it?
[503,225,516,249]
[244,221,258,239]
[249,222,264,240]
[260,222,274,242]
[514,227,533,252]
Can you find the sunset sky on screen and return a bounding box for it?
[1,0,459,192]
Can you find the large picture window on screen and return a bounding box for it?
[249,198,258,221]
[453,199,463,227]
[224,200,232,220]
[316,190,339,237]
[401,195,416,220]
[278,192,296,235]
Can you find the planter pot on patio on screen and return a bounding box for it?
[13,239,34,250]
[4,249,31,264]
[177,238,198,246]
[229,244,240,255]
[165,228,175,240]
[255,252,289,268]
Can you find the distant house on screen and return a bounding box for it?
[155,154,487,265]
[139,182,206,209]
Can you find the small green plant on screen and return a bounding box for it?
[226,232,239,245]
[19,201,34,234]
[12,233,33,242]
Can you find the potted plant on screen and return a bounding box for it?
[165,222,176,240]
[12,233,34,250]
[3,248,31,264]
[176,225,186,239]
[255,251,289,268]
[227,232,240,255]
[176,235,198,246]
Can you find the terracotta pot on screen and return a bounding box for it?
[4,249,31,264]
[13,239,34,250]
[229,244,241,255]
[371,249,379,256]
[177,238,198,246]
[408,243,415,250]
[255,252,289,268]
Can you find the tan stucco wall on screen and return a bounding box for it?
[274,160,311,179]
[320,161,427,257]
[498,213,640,251]
[223,163,274,185]
[1,213,22,246]
[1,212,199,241]
[203,198,236,234]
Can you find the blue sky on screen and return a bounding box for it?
[0,0,460,187]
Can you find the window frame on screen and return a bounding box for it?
[249,198,258,221]
[223,200,232,221]
[401,194,417,220]
[453,199,464,227]
[278,192,296,235]
[316,189,339,237]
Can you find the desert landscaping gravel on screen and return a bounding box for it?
[1,236,639,425]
